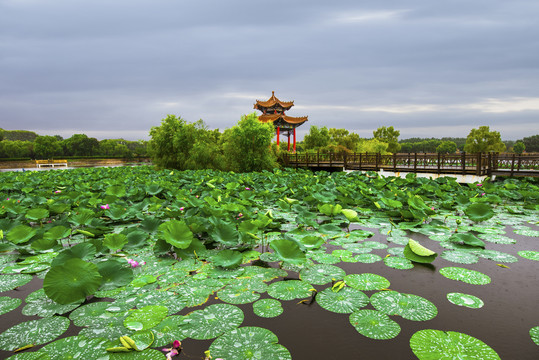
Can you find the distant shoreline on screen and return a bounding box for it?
[0,157,152,171]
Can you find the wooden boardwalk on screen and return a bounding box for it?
[283,152,539,177]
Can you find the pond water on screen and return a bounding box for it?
[1,224,537,359]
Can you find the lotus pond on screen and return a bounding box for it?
[0,166,538,359]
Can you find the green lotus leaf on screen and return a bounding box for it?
[106,184,126,197]
[441,250,479,264]
[25,208,49,221]
[210,223,240,247]
[151,315,188,347]
[69,301,125,327]
[7,224,36,244]
[78,317,130,342]
[217,284,261,305]
[23,289,81,317]
[383,256,414,270]
[344,273,390,291]
[310,252,341,264]
[404,242,437,264]
[349,309,401,340]
[299,235,325,250]
[212,249,243,269]
[514,228,539,237]
[174,238,206,259]
[318,203,342,216]
[124,305,168,331]
[518,250,539,261]
[182,303,244,340]
[131,274,157,288]
[158,220,194,249]
[0,296,21,316]
[370,291,437,321]
[146,183,163,195]
[51,243,97,266]
[5,352,50,360]
[241,266,287,282]
[97,259,134,290]
[465,203,495,222]
[530,326,539,346]
[103,233,128,252]
[353,253,383,263]
[0,274,33,292]
[41,335,112,359]
[253,299,283,318]
[2,262,50,274]
[410,329,500,359]
[0,316,70,351]
[209,326,292,360]
[478,234,515,244]
[317,287,369,314]
[43,225,71,242]
[408,239,437,256]
[447,292,484,308]
[341,209,359,222]
[140,218,162,233]
[299,264,345,285]
[68,209,95,226]
[108,349,166,359]
[270,239,306,265]
[267,280,313,301]
[130,330,155,351]
[448,233,485,248]
[478,250,518,263]
[439,267,491,285]
[44,258,103,304]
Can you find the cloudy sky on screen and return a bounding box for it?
[1,0,538,141]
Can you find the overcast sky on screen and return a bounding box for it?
[1,0,538,141]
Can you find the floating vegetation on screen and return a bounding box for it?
[447,292,484,309]
[439,267,491,285]
[316,287,369,313]
[343,273,390,291]
[370,291,438,321]
[410,329,500,359]
[518,250,539,261]
[0,317,70,351]
[441,250,479,264]
[349,309,401,340]
[253,299,284,318]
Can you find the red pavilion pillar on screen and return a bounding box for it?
[276,127,280,146]
[287,132,291,151]
[293,128,297,152]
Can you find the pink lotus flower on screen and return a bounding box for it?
[481,192,486,196]
[54,190,61,193]
[126,258,146,268]
[100,204,110,210]
[245,187,251,190]
[179,207,184,211]
[162,340,182,359]
[476,183,482,187]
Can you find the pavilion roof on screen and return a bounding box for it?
[258,114,308,126]
[254,91,295,111]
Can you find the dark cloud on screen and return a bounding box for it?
[1,0,538,140]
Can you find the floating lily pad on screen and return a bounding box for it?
[530,326,539,346]
[310,252,341,264]
[410,329,500,359]
[439,267,491,285]
[267,280,313,301]
[384,256,414,270]
[253,299,284,318]
[477,234,516,244]
[130,330,155,351]
[0,296,21,316]
[5,352,50,360]
[441,250,479,264]
[447,293,484,308]
[182,303,244,340]
[349,309,400,340]
[514,228,539,237]
[151,315,188,347]
[69,301,126,327]
[241,266,287,282]
[270,239,306,265]
[217,284,261,304]
[108,349,166,359]
[124,305,168,331]
[41,335,112,359]
[316,287,369,313]
[344,273,390,291]
[135,291,186,314]
[518,251,539,261]
[0,316,70,351]
[299,264,345,285]
[209,326,291,360]
[0,274,32,292]
[448,233,485,248]
[370,291,437,321]
[465,203,495,222]
[23,289,81,317]
[478,250,518,263]
[404,239,437,263]
[354,253,383,263]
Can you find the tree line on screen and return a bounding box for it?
[0,129,147,159]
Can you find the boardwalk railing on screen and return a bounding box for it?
[283,152,539,177]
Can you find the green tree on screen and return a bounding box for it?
[0,129,4,141]
[222,113,276,172]
[0,140,33,158]
[3,130,38,141]
[34,136,63,159]
[463,126,506,153]
[356,138,390,154]
[62,134,99,156]
[513,141,525,154]
[329,128,360,151]
[436,141,457,154]
[373,126,401,153]
[303,126,330,150]
[521,135,539,152]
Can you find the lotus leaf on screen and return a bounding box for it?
[151,315,188,347]
[217,284,261,304]
[317,287,369,313]
[0,316,70,351]
[209,326,292,360]
[103,233,128,251]
[518,250,539,261]
[478,250,518,263]
[97,259,134,290]
[354,253,383,263]
[370,291,437,321]
[404,241,437,264]
[23,289,81,317]
[69,301,126,327]
[299,264,345,285]
[158,220,194,249]
[6,225,36,244]
[344,273,390,291]
[299,235,325,250]
[477,234,515,244]
[465,203,495,222]
[514,228,539,237]
[253,299,284,318]
[310,252,340,264]
[41,335,112,359]
[109,349,166,359]
[212,249,243,269]
[182,303,244,340]
[124,305,168,331]
[5,352,50,360]
[530,326,539,346]
[25,208,49,221]
[439,267,491,285]
[349,309,401,340]
[447,292,484,308]
[0,296,21,316]
[410,329,500,359]
[384,256,414,270]
[267,280,313,300]
[448,233,485,248]
[270,239,306,265]
[441,250,479,264]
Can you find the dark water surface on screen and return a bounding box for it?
[1,225,538,359]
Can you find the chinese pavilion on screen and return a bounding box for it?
[254,91,308,152]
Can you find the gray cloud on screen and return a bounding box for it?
[1,0,538,140]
